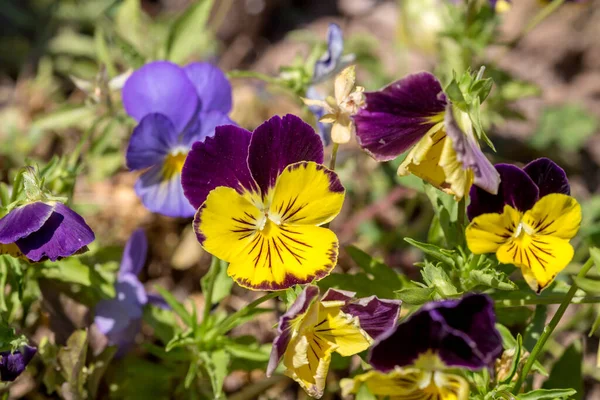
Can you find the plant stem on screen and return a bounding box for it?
[227,70,281,85]
[215,292,279,336]
[329,143,340,171]
[457,196,467,241]
[494,295,600,308]
[202,255,220,323]
[511,257,595,394]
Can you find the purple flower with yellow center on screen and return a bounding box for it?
[266,286,401,398]
[122,61,233,217]
[369,294,502,372]
[0,345,36,382]
[353,72,500,199]
[95,229,166,355]
[181,114,345,291]
[0,201,94,262]
[466,158,581,293]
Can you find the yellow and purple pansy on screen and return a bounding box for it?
[353,72,500,199]
[0,345,37,382]
[122,61,233,217]
[181,114,345,291]
[364,294,501,400]
[466,158,581,293]
[267,286,401,398]
[0,201,94,262]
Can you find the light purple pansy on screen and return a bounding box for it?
[353,72,448,162]
[369,294,502,372]
[0,345,37,381]
[122,61,234,218]
[467,158,570,220]
[94,229,166,355]
[267,285,401,376]
[0,202,94,262]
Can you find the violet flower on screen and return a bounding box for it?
[0,345,37,381]
[0,201,94,262]
[369,294,502,372]
[122,61,234,217]
[94,229,165,355]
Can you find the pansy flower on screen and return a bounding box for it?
[466,158,581,293]
[267,286,401,398]
[341,368,469,400]
[312,23,355,85]
[353,72,500,199]
[122,61,233,217]
[0,345,37,382]
[0,201,94,262]
[181,114,345,291]
[95,229,166,355]
[369,294,502,372]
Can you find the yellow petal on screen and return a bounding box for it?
[0,243,25,259]
[522,193,582,240]
[226,223,339,290]
[466,205,521,255]
[439,135,473,199]
[314,304,372,357]
[284,334,336,399]
[335,65,356,104]
[270,161,345,226]
[301,97,330,110]
[331,121,352,144]
[497,233,575,293]
[397,128,447,190]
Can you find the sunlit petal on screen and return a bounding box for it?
[466,205,521,255]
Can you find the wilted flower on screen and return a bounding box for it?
[353,72,500,199]
[341,368,469,400]
[267,286,401,398]
[0,345,37,382]
[0,201,94,262]
[466,158,581,293]
[369,294,502,372]
[122,61,233,217]
[303,66,365,144]
[95,229,166,355]
[181,114,345,291]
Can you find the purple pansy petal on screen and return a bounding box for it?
[110,318,142,358]
[435,294,502,369]
[184,62,233,114]
[313,23,345,83]
[523,158,570,197]
[248,114,324,195]
[181,110,235,148]
[343,297,401,340]
[369,294,501,372]
[182,125,257,209]
[354,72,447,161]
[119,229,147,277]
[0,345,37,382]
[126,113,179,171]
[444,106,500,195]
[467,164,539,220]
[122,61,199,134]
[94,275,147,335]
[267,285,320,377]
[147,293,170,310]
[134,165,195,218]
[16,203,94,262]
[0,202,54,244]
[320,288,355,303]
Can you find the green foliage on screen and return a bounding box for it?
[543,341,583,399]
[531,104,598,152]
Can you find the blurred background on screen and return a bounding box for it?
[1,0,599,398]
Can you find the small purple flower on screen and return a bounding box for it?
[312,23,355,85]
[0,202,94,262]
[0,345,37,381]
[467,158,570,220]
[369,294,502,372]
[122,61,234,217]
[94,229,165,355]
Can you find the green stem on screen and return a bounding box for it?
[202,256,220,323]
[508,0,566,48]
[457,196,467,242]
[494,295,600,308]
[329,143,340,171]
[227,70,281,85]
[215,292,279,336]
[511,257,595,394]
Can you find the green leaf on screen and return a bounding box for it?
[167,0,216,63]
[115,0,149,56]
[574,275,600,294]
[589,247,600,274]
[58,330,88,400]
[531,104,598,152]
[524,306,547,352]
[32,106,96,132]
[143,304,177,346]
[94,26,116,77]
[518,388,577,400]
[542,340,583,399]
[200,349,230,400]
[469,268,517,291]
[154,286,193,328]
[404,238,456,267]
[356,383,377,400]
[421,263,458,296]
[87,346,117,398]
[395,287,435,305]
[444,79,467,110]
